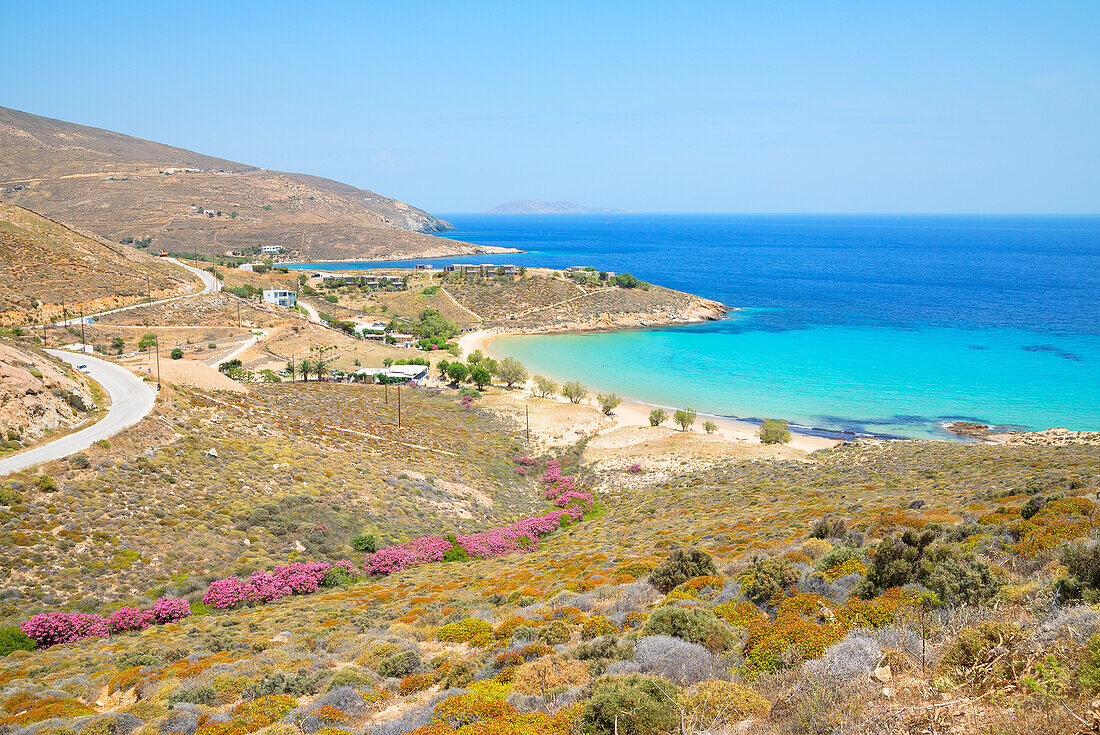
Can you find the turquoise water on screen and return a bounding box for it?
[296,214,1100,439]
[493,319,1100,440]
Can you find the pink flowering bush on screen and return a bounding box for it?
[106,606,155,634]
[20,612,109,647]
[203,561,360,609]
[152,596,191,623]
[363,535,453,575]
[554,490,594,509]
[513,456,537,466]
[627,463,643,473]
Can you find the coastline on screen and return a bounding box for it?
[459,328,840,454]
[280,244,523,266]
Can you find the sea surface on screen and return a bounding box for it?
[294,214,1100,440]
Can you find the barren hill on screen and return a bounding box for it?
[0,202,201,326]
[0,107,499,261]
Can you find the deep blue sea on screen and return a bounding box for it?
[295,214,1100,440]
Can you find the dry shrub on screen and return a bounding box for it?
[681,680,770,729]
[512,655,590,695]
[800,539,832,560]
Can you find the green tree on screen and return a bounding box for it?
[138,333,158,351]
[110,336,125,354]
[470,365,492,389]
[218,359,242,375]
[649,408,668,426]
[170,347,184,359]
[561,380,586,404]
[597,393,622,415]
[446,361,469,384]
[703,421,717,434]
[673,408,697,432]
[496,357,528,388]
[614,272,641,288]
[758,418,791,444]
[417,308,458,343]
[436,359,451,380]
[299,359,315,381]
[533,375,557,397]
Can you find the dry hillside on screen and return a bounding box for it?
[0,341,98,449]
[0,107,502,261]
[0,202,200,326]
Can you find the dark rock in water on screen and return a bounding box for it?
[945,421,991,439]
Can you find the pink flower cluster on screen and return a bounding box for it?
[20,594,193,648]
[513,456,538,466]
[627,463,643,474]
[363,506,588,576]
[541,461,593,512]
[202,561,360,610]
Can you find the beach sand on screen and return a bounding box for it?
[458,329,839,455]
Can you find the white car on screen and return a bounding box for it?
[76,364,90,374]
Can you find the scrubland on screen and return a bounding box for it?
[2,380,1099,735]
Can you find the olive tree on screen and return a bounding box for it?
[497,357,528,388]
[648,408,668,426]
[597,393,622,416]
[673,408,697,432]
[561,380,586,404]
[534,375,557,397]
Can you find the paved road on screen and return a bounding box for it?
[56,258,219,326]
[0,351,156,476]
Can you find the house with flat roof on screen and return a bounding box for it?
[262,289,297,307]
[415,263,434,270]
[261,245,283,254]
[354,364,429,383]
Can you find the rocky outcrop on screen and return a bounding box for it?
[0,343,96,444]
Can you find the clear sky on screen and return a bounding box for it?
[3,1,1097,214]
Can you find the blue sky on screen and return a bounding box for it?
[2,1,1097,214]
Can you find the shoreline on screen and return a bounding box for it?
[280,245,524,266]
[459,329,841,454]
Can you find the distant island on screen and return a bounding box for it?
[486,199,624,214]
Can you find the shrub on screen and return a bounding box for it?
[643,607,739,653]
[939,622,1026,691]
[399,674,432,696]
[69,453,90,469]
[437,617,493,643]
[170,347,184,359]
[35,474,57,492]
[681,680,769,728]
[648,549,718,593]
[743,556,798,605]
[801,538,832,560]
[533,375,557,397]
[377,649,420,678]
[513,655,590,694]
[351,534,377,553]
[106,607,154,634]
[1021,495,1048,520]
[168,685,217,705]
[440,661,475,689]
[809,515,848,540]
[152,596,191,623]
[648,408,667,426]
[0,625,36,655]
[1055,542,1100,603]
[703,421,717,434]
[581,674,681,735]
[1078,631,1100,694]
[633,635,716,685]
[759,418,791,444]
[538,620,571,645]
[856,530,999,604]
[582,615,616,639]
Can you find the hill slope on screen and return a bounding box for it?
[0,202,201,325]
[0,107,498,261]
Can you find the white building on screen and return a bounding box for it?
[262,289,297,307]
[261,245,283,255]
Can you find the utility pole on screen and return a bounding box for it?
[237,302,241,328]
[385,381,389,404]
[155,339,162,391]
[79,308,86,350]
[146,275,151,304]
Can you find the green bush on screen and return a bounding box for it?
[167,685,217,705]
[642,606,739,652]
[0,625,36,656]
[35,474,57,493]
[69,453,91,469]
[809,515,847,540]
[436,617,492,643]
[581,674,680,735]
[743,556,798,605]
[1078,631,1100,694]
[440,661,475,688]
[758,418,791,444]
[170,347,184,359]
[648,549,718,593]
[856,529,999,604]
[538,620,571,645]
[1055,542,1100,603]
[351,534,377,553]
[377,649,420,678]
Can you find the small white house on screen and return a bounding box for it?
[262,289,297,308]
[238,263,255,272]
[261,245,283,255]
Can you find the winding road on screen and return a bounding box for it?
[0,351,156,476]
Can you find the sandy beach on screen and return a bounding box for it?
[458,328,839,454]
